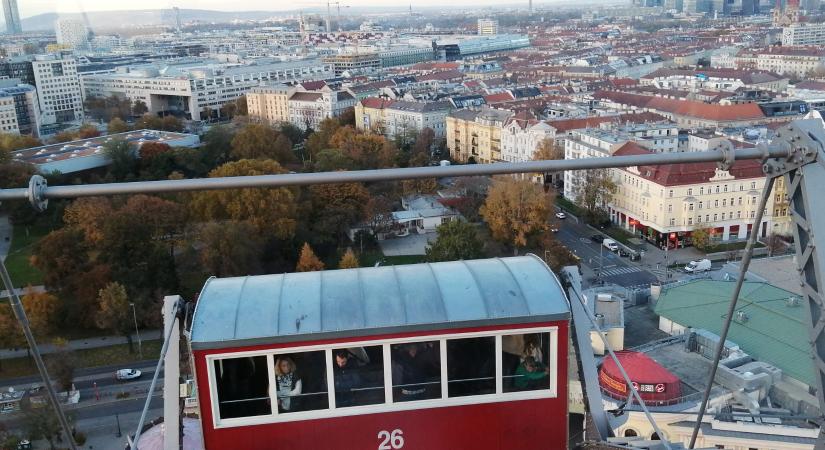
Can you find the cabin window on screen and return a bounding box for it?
[502,333,551,393]
[274,351,328,414]
[391,341,441,402]
[447,336,495,397]
[331,346,385,407]
[214,356,270,419]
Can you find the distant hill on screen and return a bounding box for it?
[15,9,289,32]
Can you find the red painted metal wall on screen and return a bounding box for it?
[193,322,569,450]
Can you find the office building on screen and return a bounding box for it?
[31,54,84,127]
[0,82,40,136]
[55,19,89,50]
[323,51,381,76]
[477,19,499,36]
[782,23,825,46]
[2,0,21,34]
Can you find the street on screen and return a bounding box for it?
[553,216,660,288]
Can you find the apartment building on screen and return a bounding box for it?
[288,90,356,131]
[608,141,782,247]
[355,97,452,139]
[32,54,84,128]
[82,58,333,121]
[477,19,499,36]
[55,19,89,50]
[0,84,40,136]
[640,68,788,92]
[735,47,825,78]
[782,23,825,46]
[246,84,292,125]
[447,107,513,164]
[322,51,381,76]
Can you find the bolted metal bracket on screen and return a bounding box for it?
[27,175,48,212]
[762,119,824,179]
[714,139,736,172]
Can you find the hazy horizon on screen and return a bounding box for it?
[19,1,570,19]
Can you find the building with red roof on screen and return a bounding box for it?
[599,351,682,405]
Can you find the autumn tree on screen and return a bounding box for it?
[480,177,553,255]
[22,401,68,450]
[305,117,341,160]
[0,306,24,370]
[533,138,564,185]
[411,127,435,157]
[76,123,101,139]
[542,233,580,273]
[231,123,280,160]
[401,152,438,195]
[197,221,263,277]
[691,227,713,251]
[134,113,161,130]
[52,131,76,143]
[21,290,61,338]
[765,233,787,256]
[107,117,131,134]
[0,133,40,152]
[425,220,484,262]
[220,102,237,119]
[31,227,91,292]
[331,127,398,169]
[364,194,394,236]
[161,115,183,132]
[572,168,617,224]
[201,124,234,168]
[235,95,248,116]
[63,197,113,245]
[314,148,356,172]
[338,107,355,127]
[296,243,325,272]
[95,282,135,352]
[338,248,360,269]
[190,159,298,238]
[308,182,370,245]
[47,338,76,392]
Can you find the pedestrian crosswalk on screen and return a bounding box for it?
[598,266,643,277]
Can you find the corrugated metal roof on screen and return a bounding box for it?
[190,256,569,350]
[654,280,813,386]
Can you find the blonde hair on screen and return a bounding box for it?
[274,357,296,376]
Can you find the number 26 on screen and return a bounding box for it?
[377,429,404,450]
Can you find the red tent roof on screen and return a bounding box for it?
[600,351,679,385]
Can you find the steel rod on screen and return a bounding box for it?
[688,175,777,448]
[0,259,77,450]
[0,147,787,202]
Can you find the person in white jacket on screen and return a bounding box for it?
[274,357,302,412]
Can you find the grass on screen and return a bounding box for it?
[0,339,162,381]
[556,196,583,217]
[703,240,765,254]
[360,251,426,267]
[4,223,51,288]
[601,226,638,248]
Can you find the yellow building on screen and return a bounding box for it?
[447,108,512,164]
[246,84,293,125]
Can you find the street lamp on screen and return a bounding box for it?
[129,303,142,359]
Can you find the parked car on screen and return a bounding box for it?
[618,248,629,257]
[590,234,605,243]
[602,239,619,252]
[684,259,712,273]
[116,369,142,381]
[555,212,566,219]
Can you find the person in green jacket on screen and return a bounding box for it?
[514,356,550,390]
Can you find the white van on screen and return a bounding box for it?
[602,239,619,252]
[685,259,711,273]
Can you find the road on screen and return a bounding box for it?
[554,216,659,288]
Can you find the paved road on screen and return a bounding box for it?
[0,330,161,358]
[554,218,659,288]
[0,359,160,391]
[0,214,10,261]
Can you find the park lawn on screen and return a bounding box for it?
[4,223,51,288]
[0,339,162,381]
[359,251,426,267]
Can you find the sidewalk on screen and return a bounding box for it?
[0,330,161,359]
[0,214,10,261]
[0,285,46,299]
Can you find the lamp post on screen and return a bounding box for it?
[129,303,142,359]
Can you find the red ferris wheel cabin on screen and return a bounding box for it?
[188,255,571,450]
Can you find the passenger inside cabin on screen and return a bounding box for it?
[391,342,441,401]
[333,349,363,407]
[514,356,550,391]
[274,357,302,413]
[333,347,386,407]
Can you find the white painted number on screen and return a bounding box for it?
[377,429,404,450]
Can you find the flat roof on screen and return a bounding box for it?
[190,255,570,350]
[12,129,197,166]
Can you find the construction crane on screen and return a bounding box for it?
[5,120,825,449]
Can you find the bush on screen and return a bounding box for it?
[116,391,130,399]
[73,431,87,445]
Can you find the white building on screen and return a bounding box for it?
[355,98,452,139]
[82,58,333,121]
[55,19,88,50]
[477,19,499,36]
[32,54,84,128]
[288,90,356,131]
[782,23,825,46]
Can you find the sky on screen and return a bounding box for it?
[21,0,537,18]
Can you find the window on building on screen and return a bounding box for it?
[687,188,693,196]
[738,197,743,205]
[669,218,675,225]
[723,185,728,192]
[667,204,672,213]
[698,201,703,209]
[688,218,693,225]
[700,187,704,195]
[502,333,551,393]
[274,351,328,413]
[722,199,727,207]
[447,336,495,398]
[688,203,693,211]
[391,341,441,402]
[751,182,756,189]
[714,214,718,221]
[750,211,755,218]
[669,190,673,198]
[214,355,271,419]
[715,185,720,193]
[697,216,702,223]
[714,200,719,207]
[332,346,385,407]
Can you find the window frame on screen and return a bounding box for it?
[206,326,559,429]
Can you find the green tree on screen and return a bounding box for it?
[190,159,298,238]
[197,221,263,277]
[22,402,69,450]
[160,115,183,132]
[201,124,234,167]
[425,220,484,262]
[95,282,135,352]
[314,148,356,172]
[231,123,280,160]
[273,133,295,164]
[305,117,341,160]
[296,242,324,272]
[480,177,553,255]
[338,248,360,269]
[47,338,76,391]
[235,95,248,116]
[107,117,131,134]
[308,182,370,245]
[103,139,137,181]
[278,122,304,147]
[134,113,161,130]
[220,102,237,119]
[0,133,41,152]
[572,168,617,224]
[691,227,712,251]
